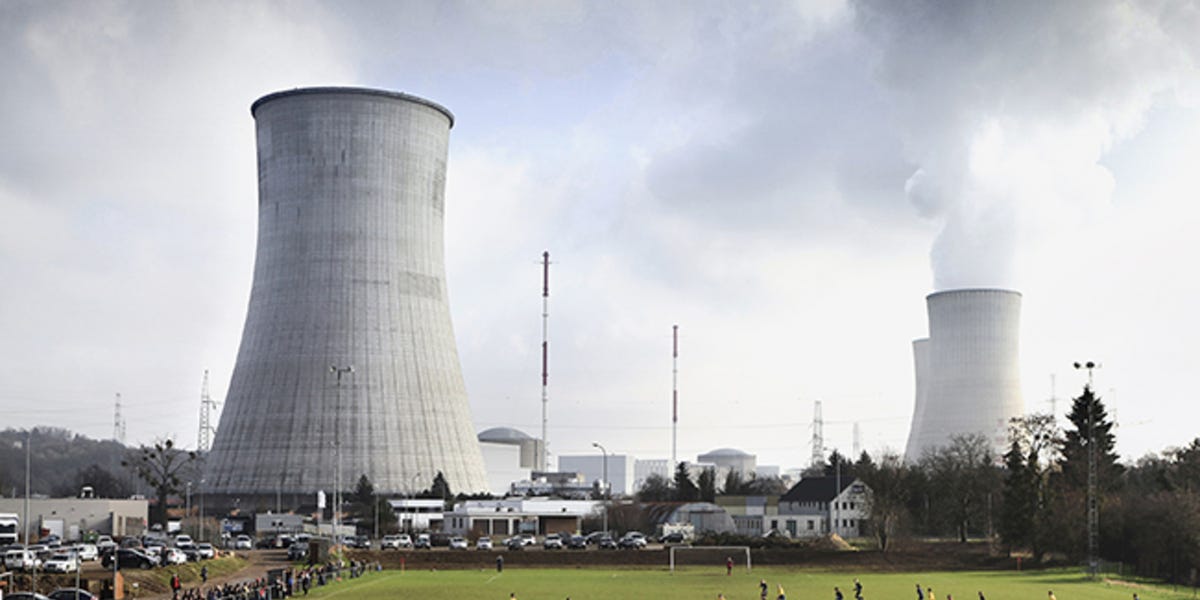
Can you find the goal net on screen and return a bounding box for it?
[668,545,752,574]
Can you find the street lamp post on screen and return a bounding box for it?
[330,365,354,544]
[23,429,31,546]
[592,442,609,535]
[199,478,206,542]
[185,482,192,538]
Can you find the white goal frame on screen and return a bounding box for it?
[668,545,752,574]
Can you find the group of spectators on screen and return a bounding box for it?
[167,558,381,600]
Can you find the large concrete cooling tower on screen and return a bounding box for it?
[204,87,489,497]
[904,289,1023,461]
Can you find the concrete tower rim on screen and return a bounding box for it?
[926,288,1023,301]
[251,86,455,127]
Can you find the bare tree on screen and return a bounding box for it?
[123,438,196,527]
[858,452,910,551]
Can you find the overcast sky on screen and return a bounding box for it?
[2,0,1199,471]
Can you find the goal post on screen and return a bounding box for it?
[668,545,752,574]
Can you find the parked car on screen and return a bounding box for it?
[95,536,116,552]
[414,534,431,550]
[163,547,188,565]
[350,535,370,549]
[5,549,40,571]
[49,588,97,600]
[619,532,647,549]
[233,534,253,550]
[542,534,563,550]
[519,534,536,546]
[42,553,79,574]
[381,535,403,550]
[73,543,98,561]
[173,534,194,549]
[566,535,587,550]
[196,543,216,559]
[661,531,686,544]
[4,593,52,600]
[597,536,617,550]
[287,542,307,561]
[48,588,96,600]
[475,537,493,550]
[102,548,158,569]
[449,536,468,550]
[504,537,524,551]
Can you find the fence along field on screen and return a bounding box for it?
[300,566,1194,600]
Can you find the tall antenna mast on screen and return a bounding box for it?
[810,400,824,468]
[113,393,124,443]
[541,250,551,472]
[198,369,219,452]
[672,324,679,471]
[852,422,861,458]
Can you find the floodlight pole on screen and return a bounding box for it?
[593,442,609,534]
[1074,360,1100,578]
[330,365,354,544]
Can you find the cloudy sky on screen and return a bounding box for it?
[2,0,1199,471]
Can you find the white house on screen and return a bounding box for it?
[387,499,445,532]
[774,476,870,539]
[442,498,599,538]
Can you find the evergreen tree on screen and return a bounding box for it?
[721,469,744,495]
[430,471,452,501]
[674,463,699,502]
[697,467,717,502]
[1000,439,1035,549]
[1003,413,1060,561]
[825,449,852,478]
[1060,386,1122,491]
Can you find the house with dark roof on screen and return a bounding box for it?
[775,476,870,539]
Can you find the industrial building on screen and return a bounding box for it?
[204,87,489,497]
[443,498,599,537]
[0,498,148,541]
[557,454,636,496]
[904,288,1023,461]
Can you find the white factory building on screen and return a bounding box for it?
[557,454,636,495]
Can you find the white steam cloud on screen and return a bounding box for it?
[855,0,1200,290]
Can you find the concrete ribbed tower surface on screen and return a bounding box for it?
[904,289,1023,462]
[204,87,489,496]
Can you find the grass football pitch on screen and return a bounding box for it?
[303,566,1192,600]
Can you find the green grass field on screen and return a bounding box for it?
[301,566,1193,600]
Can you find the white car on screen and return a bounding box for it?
[163,547,188,565]
[381,535,406,550]
[43,553,79,573]
[174,534,194,549]
[542,534,564,550]
[4,549,36,570]
[73,543,99,562]
[519,534,536,546]
[233,534,253,549]
[196,543,216,559]
[449,536,468,550]
[96,536,117,552]
[475,537,493,550]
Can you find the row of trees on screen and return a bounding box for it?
[636,463,788,503]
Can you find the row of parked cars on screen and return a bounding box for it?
[2,533,224,573]
[372,531,649,551]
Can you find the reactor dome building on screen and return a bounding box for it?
[204,87,490,497]
[903,288,1023,462]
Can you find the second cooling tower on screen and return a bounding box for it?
[204,87,490,496]
[904,289,1023,461]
